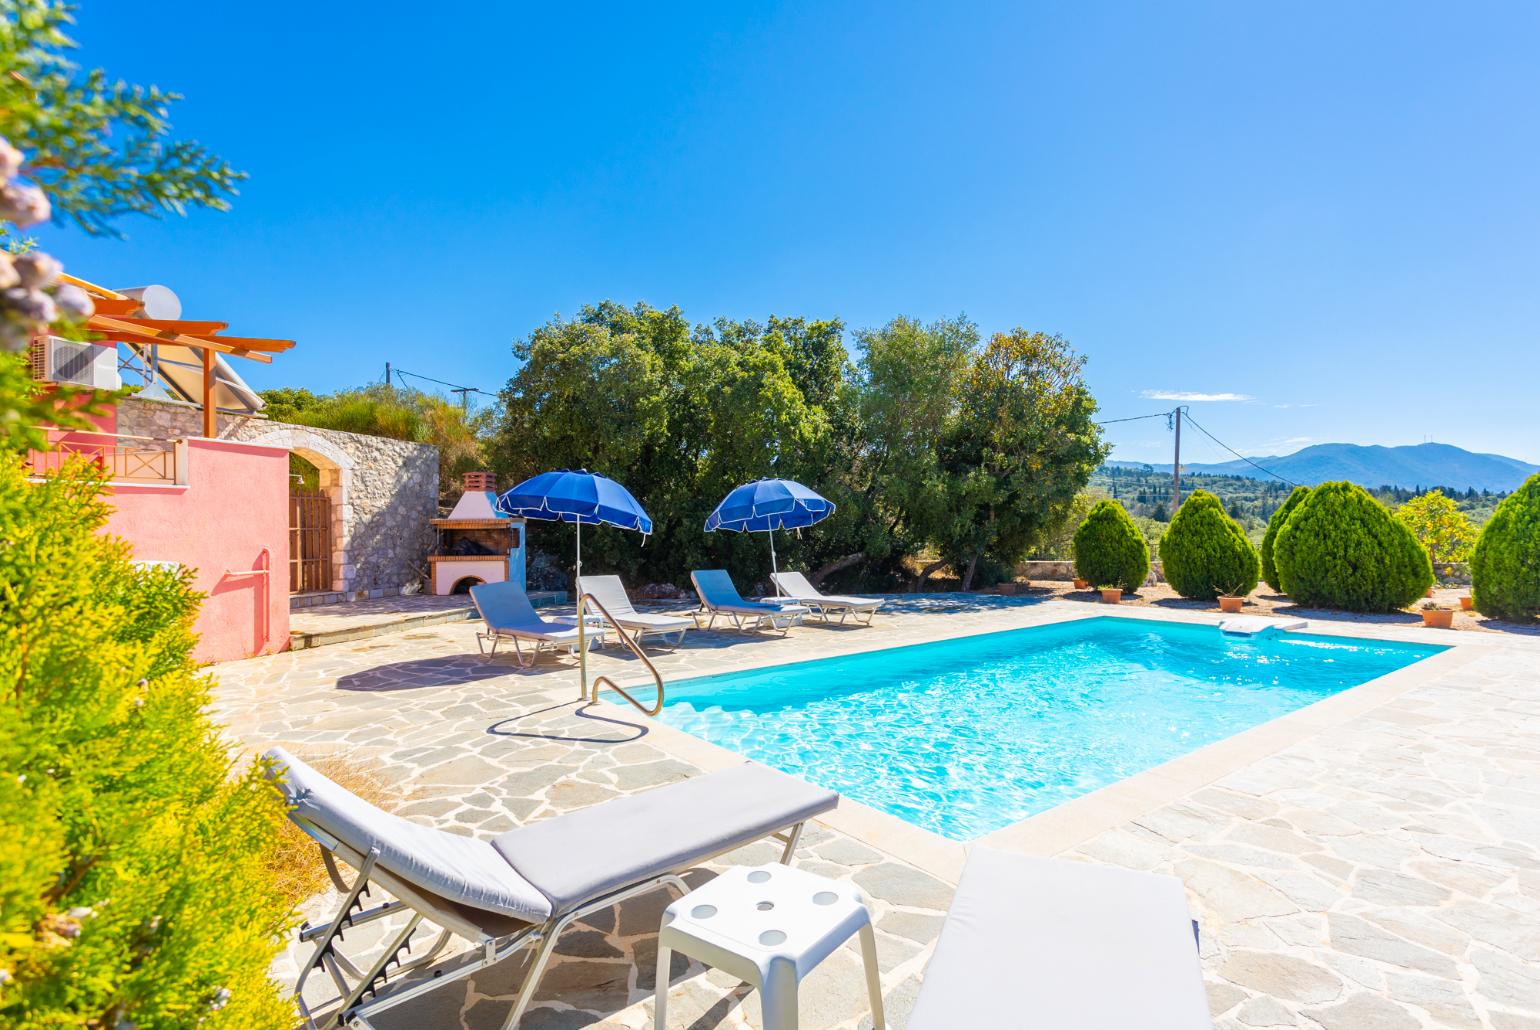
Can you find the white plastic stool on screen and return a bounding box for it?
[654,863,884,1030]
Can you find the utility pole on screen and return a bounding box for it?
[1171,406,1183,510]
[384,362,392,387]
[451,386,474,412]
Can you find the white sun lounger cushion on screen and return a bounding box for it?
[268,747,554,924]
[494,762,838,916]
[908,847,1211,1029]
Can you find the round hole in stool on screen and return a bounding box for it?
[690,905,717,919]
[747,870,772,884]
[812,891,838,905]
[756,900,774,911]
[758,929,786,947]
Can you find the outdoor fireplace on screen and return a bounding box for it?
[429,472,526,595]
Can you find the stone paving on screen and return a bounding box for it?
[209,595,1540,1029]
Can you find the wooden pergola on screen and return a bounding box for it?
[63,273,296,438]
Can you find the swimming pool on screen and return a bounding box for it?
[657,617,1445,840]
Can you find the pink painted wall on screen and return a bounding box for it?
[104,437,290,664]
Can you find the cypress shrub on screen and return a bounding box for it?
[1159,490,1261,599]
[1260,485,1310,591]
[1073,499,1150,591]
[1470,472,1540,621]
[0,458,295,1027]
[1273,480,1434,611]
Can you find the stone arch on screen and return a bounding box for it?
[242,427,354,594]
[449,575,485,595]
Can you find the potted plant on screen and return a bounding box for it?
[1100,587,1123,604]
[1216,579,1248,614]
[1073,577,1089,590]
[1420,600,1454,629]
[1459,594,1474,611]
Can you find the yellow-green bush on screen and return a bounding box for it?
[1470,473,1540,622]
[1072,499,1149,591]
[1159,490,1260,600]
[0,457,294,1028]
[1273,481,1433,612]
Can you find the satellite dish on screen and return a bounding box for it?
[117,284,182,319]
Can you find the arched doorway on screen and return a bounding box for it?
[243,428,354,597]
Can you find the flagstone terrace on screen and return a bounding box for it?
[213,596,1540,1029]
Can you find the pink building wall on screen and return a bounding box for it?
[104,437,291,664]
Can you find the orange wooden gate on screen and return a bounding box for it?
[289,488,333,593]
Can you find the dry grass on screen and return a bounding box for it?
[265,753,406,909]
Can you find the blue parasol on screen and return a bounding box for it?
[704,478,834,594]
[496,469,651,691]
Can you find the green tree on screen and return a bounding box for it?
[1395,489,1478,564]
[0,460,294,1027]
[1260,485,1309,592]
[849,315,976,586]
[1158,489,1261,599]
[1273,481,1433,612]
[936,329,1108,590]
[1469,473,1540,622]
[1073,499,1149,591]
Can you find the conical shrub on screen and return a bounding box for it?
[1260,485,1309,592]
[1273,481,1433,611]
[1073,499,1149,592]
[1159,490,1261,600]
[1470,472,1540,621]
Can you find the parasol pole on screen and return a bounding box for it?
[577,517,587,701]
[768,521,780,596]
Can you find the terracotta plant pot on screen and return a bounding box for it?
[1218,595,1245,614]
[1073,578,1089,590]
[1459,595,1474,611]
[995,583,1017,596]
[1425,586,1436,598]
[1100,588,1122,604]
[1421,609,1454,629]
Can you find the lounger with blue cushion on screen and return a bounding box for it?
[471,580,601,667]
[269,747,838,1030]
[690,569,809,633]
[908,847,1211,1029]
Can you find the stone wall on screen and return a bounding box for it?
[1017,559,1166,585]
[116,396,439,599]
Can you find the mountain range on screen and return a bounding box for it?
[1107,442,1539,493]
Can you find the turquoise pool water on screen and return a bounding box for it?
[657,617,1444,840]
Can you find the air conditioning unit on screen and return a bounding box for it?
[30,337,121,390]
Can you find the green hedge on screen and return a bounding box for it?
[1073,499,1149,591]
[0,458,294,1026]
[1470,472,1540,621]
[1273,481,1433,611]
[1159,490,1261,599]
[1260,485,1309,592]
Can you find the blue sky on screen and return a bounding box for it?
[43,2,1540,464]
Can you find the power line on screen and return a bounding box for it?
[388,367,500,400]
[1181,411,1301,487]
[1094,411,1172,426]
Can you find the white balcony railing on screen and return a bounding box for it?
[29,431,187,486]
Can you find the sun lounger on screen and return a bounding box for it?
[470,580,600,667]
[269,747,838,1030]
[908,847,1210,1029]
[769,570,883,625]
[578,575,694,648]
[690,569,810,633]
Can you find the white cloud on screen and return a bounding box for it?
[1240,436,1312,456]
[1141,390,1253,402]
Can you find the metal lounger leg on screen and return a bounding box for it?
[294,848,381,1030]
[776,821,804,863]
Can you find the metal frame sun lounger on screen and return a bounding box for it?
[769,570,883,625]
[578,574,694,648]
[908,847,1211,1029]
[269,747,838,1030]
[690,569,810,633]
[470,580,600,667]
